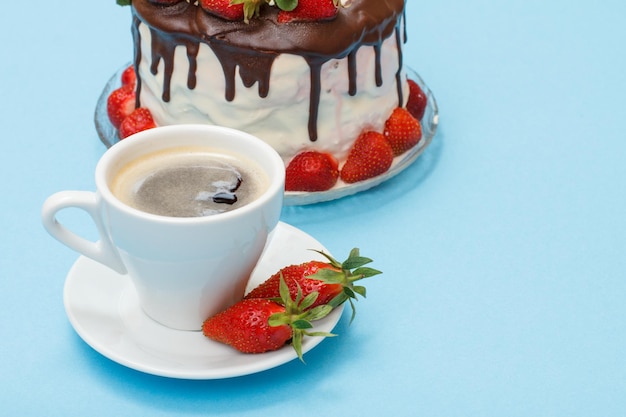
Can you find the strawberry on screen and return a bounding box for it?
[199,0,265,22]
[107,84,136,129]
[406,79,427,121]
[119,108,157,138]
[339,131,394,183]
[247,261,340,305]
[120,65,136,87]
[285,151,339,192]
[277,0,340,23]
[203,277,334,360]
[383,107,422,156]
[246,248,381,321]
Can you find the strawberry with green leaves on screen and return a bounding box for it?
[383,107,422,156]
[285,151,339,192]
[203,277,334,360]
[200,0,266,23]
[340,131,394,183]
[276,0,341,23]
[246,248,381,321]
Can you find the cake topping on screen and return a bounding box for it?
[199,0,265,23]
[129,0,406,142]
[276,0,341,23]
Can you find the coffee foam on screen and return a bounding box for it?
[110,146,268,217]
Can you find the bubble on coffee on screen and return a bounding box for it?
[111,147,268,217]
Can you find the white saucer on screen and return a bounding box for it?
[63,222,344,379]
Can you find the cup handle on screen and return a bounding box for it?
[42,191,127,275]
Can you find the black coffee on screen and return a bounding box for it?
[111,147,267,217]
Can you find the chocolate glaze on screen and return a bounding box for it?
[131,0,406,142]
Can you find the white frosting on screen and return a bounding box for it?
[136,21,408,164]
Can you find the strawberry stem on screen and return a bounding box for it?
[268,275,335,362]
[309,248,382,322]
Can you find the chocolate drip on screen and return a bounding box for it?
[186,42,199,90]
[210,43,277,101]
[306,58,326,142]
[148,27,180,102]
[394,25,404,107]
[347,50,358,96]
[131,0,406,142]
[132,15,142,109]
[373,43,383,87]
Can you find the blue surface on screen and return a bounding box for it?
[2,1,626,416]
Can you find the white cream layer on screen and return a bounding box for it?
[136,21,408,164]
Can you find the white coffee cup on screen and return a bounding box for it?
[42,125,285,331]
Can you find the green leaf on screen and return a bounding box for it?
[353,285,367,298]
[343,287,356,298]
[292,319,313,330]
[292,331,304,362]
[275,0,299,12]
[307,305,333,321]
[310,249,342,268]
[299,291,319,310]
[268,313,288,327]
[347,298,357,324]
[278,273,291,304]
[308,268,345,284]
[342,256,373,270]
[328,292,348,308]
[352,267,382,279]
[116,0,131,5]
[304,331,337,338]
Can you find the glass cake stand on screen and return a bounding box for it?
[94,66,438,206]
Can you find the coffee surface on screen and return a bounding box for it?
[111,147,267,217]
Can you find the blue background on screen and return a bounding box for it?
[2,1,625,415]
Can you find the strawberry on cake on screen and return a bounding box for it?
[108,0,431,193]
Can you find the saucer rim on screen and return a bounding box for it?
[63,221,344,379]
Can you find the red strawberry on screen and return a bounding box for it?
[121,65,136,87]
[285,151,339,192]
[383,107,422,156]
[203,277,334,360]
[406,79,427,121]
[277,0,340,23]
[199,0,264,22]
[339,131,394,183]
[107,85,136,129]
[246,248,381,320]
[119,108,157,138]
[247,261,341,305]
[203,299,292,354]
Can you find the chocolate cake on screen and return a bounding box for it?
[109,0,430,192]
